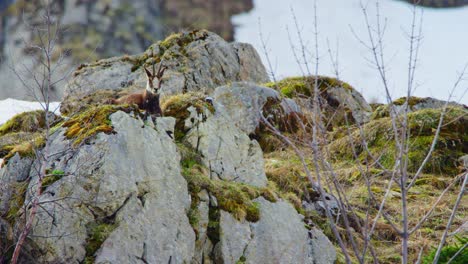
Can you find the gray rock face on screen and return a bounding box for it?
[0,153,32,216]
[64,31,268,103]
[16,112,195,263]
[215,198,336,264]
[213,82,280,135]
[214,211,252,264]
[185,104,268,188]
[326,85,372,125]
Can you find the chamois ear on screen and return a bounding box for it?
[144,67,153,79]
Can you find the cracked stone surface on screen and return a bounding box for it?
[64,31,268,103]
[215,198,336,264]
[17,111,195,263]
[185,107,267,188]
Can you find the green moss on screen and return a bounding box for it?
[162,92,215,140]
[0,111,61,163]
[0,111,48,136]
[207,207,220,244]
[3,134,45,161]
[62,105,137,146]
[159,30,208,52]
[422,236,468,264]
[393,96,425,106]
[179,144,276,223]
[328,107,468,175]
[41,169,65,192]
[236,256,247,264]
[265,76,354,99]
[84,222,117,263]
[5,181,29,226]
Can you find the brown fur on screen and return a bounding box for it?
[110,63,166,118]
[110,89,161,117]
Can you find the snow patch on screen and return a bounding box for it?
[0,98,61,125]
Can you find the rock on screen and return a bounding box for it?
[192,190,214,264]
[307,227,337,264]
[266,76,373,127]
[155,117,176,139]
[214,211,251,264]
[215,198,336,264]
[64,30,268,109]
[459,155,468,170]
[213,82,280,134]
[3,153,32,182]
[15,111,195,263]
[185,107,268,188]
[372,96,467,119]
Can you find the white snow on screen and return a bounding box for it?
[0,98,60,168]
[233,0,468,104]
[0,98,61,125]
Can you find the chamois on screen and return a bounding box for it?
[110,62,167,120]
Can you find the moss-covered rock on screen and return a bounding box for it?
[179,143,276,223]
[162,92,215,140]
[328,107,468,174]
[371,96,466,120]
[62,105,138,146]
[0,110,58,136]
[61,89,133,116]
[84,221,117,264]
[0,111,62,162]
[265,76,372,128]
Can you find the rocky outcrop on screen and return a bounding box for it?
[0,108,335,263]
[0,28,336,263]
[62,30,268,113]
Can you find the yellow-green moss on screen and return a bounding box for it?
[0,111,48,136]
[179,144,276,223]
[3,134,45,161]
[62,105,137,146]
[162,92,215,140]
[393,96,425,106]
[328,107,468,175]
[159,30,208,52]
[60,89,131,116]
[265,76,354,99]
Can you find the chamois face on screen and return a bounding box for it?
[144,67,156,93]
[144,64,166,94]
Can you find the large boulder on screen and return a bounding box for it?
[5,112,195,263]
[63,30,268,113]
[212,82,281,135]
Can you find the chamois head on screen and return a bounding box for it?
[144,61,167,94]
